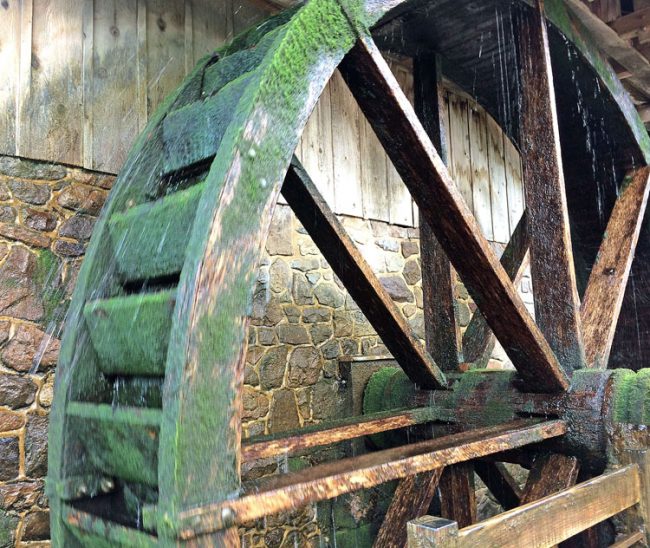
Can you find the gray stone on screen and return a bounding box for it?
[408,312,425,340]
[0,157,66,180]
[8,180,50,205]
[0,481,43,511]
[403,304,417,318]
[269,389,300,433]
[265,206,292,256]
[0,247,45,320]
[375,238,399,252]
[292,272,313,305]
[242,387,269,420]
[321,340,340,360]
[401,240,419,258]
[312,379,344,421]
[386,253,405,273]
[333,310,353,337]
[290,257,320,272]
[298,239,319,255]
[457,282,469,300]
[302,307,331,323]
[0,374,37,408]
[457,301,471,327]
[2,324,60,373]
[0,438,19,481]
[295,387,311,420]
[306,272,321,285]
[263,299,284,327]
[258,327,276,346]
[0,411,24,433]
[53,239,85,257]
[288,347,321,387]
[244,364,259,387]
[380,276,414,303]
[341,338,358,356]
[0,509,18,548]
[403,259,422,285]
[59,214,95,240]
[284,305,301,324]
[25,414,48,476]
[259,346,288,389]
[269,259,291,293]
[314,283,345,308]
[352,311,375,336]
[23,208,56,231]
[57,184,105,215]
[0,206,15,223]
[21,510,50,541]
[278,324,310,345]
[414,286,423,308]
[311,324,332,345]
[0,222,50,248]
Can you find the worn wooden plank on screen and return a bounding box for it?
[440,463,477,528]
[469,104,493,240]
[487,116,509,243]
[618,448,650,545]
[517,0,585,374]
[462,213,529,366]
[190,0,232,66]
[91,0,140,173]
[504,136,525,237]
[0,0,20,155]
[456,465,640,548]
[474,462,522,511]
[20,0,83,165]
[581,167,650,369]
[135,0,147,133]
[610,531,646,548]
[331,69,364,217]
[610,7,650,39]
[242,407,438,462]
[374,468,444,548]
[340,36,569,392]
[282,159,447,389]
[360,102,390,222]
[520,453,580,504]
[177,420,567,537]
[448,93,474,210]
[414,52,461,372]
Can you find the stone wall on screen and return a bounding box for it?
[0,155,113,547]
[0,155,531,547]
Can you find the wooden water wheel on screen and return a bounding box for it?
[47,0,650,545]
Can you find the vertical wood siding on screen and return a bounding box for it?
[0,0,524,238]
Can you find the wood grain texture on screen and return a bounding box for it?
[0,0,20,155]
[282,159,447,389]
[517,0,585,374]
[581,167,650,369]
[486,116,509,243]
[339,36,569,392]
[469,104,493,240]
[242,407,438,462]
[374,468,443,548]
[414,52,461,372]
[177,420,567,537]
[456,465,641,548]
[474,461,522,511]
[520,453,580,504]
[440,463,477,528]
[462,212,529,366]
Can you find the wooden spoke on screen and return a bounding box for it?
[520,453,580,504]
[177,419,566,537]
[373,468,443,548]
[516,0,585,373]
[241,406,437,462]
[440,463,477,528]
[462,213,530,367]
[581,167,650,368]
[339,36,569,393]
[414,52,461,372]
[282,159,447,389]
[474,461,522,511]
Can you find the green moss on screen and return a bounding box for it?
[0,510,18,548]
[334,523,375,548]
[109,183,205,281]
[83,290,176,376]
[610,369,636,423]
[35,249,66,325]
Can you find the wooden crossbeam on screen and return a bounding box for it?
[414,52,461,372]
[462,213,529,367]
[339,36,569,392]
[177,419,567,537]
[474,462,522,511]
[373,469,443,548]
[407,465,641,548]
[440,464,477,528]
[581,167,650,368]
[520,453,580,504]
[610,7,650,40]
[517,0,586,374]
[241,406,438,462]
[282,159,447,389]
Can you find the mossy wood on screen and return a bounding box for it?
[46,0,650,545]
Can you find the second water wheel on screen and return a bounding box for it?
[48,0,650,545]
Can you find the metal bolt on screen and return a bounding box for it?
[100,478,114,493]
[221,507,236,528]
[77,484,88,497]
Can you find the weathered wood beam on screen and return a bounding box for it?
[462,213,529,367]
[520,452,580,504]
[177,419,567,537]
[407,465,641,547]
[339,36,569,393]
[610,7,650,40]
[581,167,650,368]
[440,463,477,528]
[374,469,443,548]
[414,52,461,372]
[474,462,522,511]
[282,159,447,389]
[610,531,646,548]
[517,0,586,374]
[241,406,438,462]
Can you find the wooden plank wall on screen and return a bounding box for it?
[0,0,524,238]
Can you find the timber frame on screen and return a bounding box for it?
[47,0,650,546]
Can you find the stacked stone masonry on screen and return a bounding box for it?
[0,156,533,546]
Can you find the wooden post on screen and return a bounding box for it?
[414,52,460,372]
[618,448,650,543]
[407,516,459,547]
